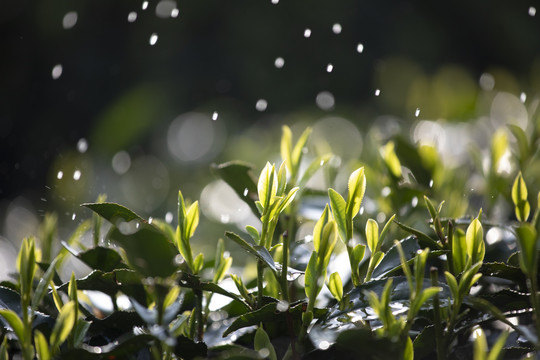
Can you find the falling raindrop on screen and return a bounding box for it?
[274,57,285,69]
[142,1,149,10]
[255,99,268,111]
[212,111,218,121]
[73,170,81,181]
[326,63,333,73]
[77,138,88,153]
[271,0,279,4]
[520,92,527,103]
[374,89,381,96]
[243,188,249,196]
[171,8,179,18]
[356,43,364,53]
[429,179,434,188]
[411,196,418,208]
[127,11,138,22]
[149,33,158,46]
[315,91,335,110]
[303,28,311,38]
[165,212,173,223]
[62,11,78,29]
[51,64,63,80]
[529,6,536,16]
[57,171,64,180]
[415,108,420,117]
[148,217,153,224]
[72,213,76,220]
[332,23,342,34]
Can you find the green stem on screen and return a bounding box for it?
[529,270,540,346]
[257,259,265,308]
[280,230,290,302]
[430,268,445,360]
[195,290,204,342]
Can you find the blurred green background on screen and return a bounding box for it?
[1,0,540,278]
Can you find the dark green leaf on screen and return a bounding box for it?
[77,246,127,272]
[82,202,144,224]
[393,220,442,249]
[109,223,177,278]
[225,232,276,272]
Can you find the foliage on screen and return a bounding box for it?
[1,123,540,359]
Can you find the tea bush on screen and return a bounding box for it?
[1,123,540,360]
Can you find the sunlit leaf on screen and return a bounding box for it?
[280,125,293,173]
[297,153,332,190]
[225,232,277,272]
[82,202,143,224]
[313,205,331,253]
[487,331,509,360]
[214,257,232,284]
[50,301,76,349]
[34,330,51,360]
[32,257,60,311]
[0,309,25,344]
[351,244,366,277]
[515,224,538,276]
[328,272,343,302]
[328,188,348,243]
[346,167,366,219]
[184,201,200,241]
[277,161,287,196]
[381,141,402,178]
[424,196,438,221]
[366,218,379,253]
[404,336,414,360]
[491,129,508,173]
[512,172,530,222]
[291,127,312,177]
[473,326,487,360]
[304,252,319,300]
[245,225,260,243]
[258,162,276,211]
[466,217,485,266]
[192,253,204,274]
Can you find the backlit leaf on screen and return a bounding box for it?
[346,167,366,219]
[328,188,348,243]
[366,218,379,253]
[328,272,343,302]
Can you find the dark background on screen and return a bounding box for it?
[1,0,540,217]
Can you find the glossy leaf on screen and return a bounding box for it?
[304,251,319,300]
[328,188,348,243]
[366,218,379,253]
[280,125,293,172]
[76,246,126,272]
[328,272,343,302]
[225,232,277,272]
[109,222,177,278]
[350,244,366,276]
[393,219,442,250]
[82,202,143,224]
[346,167,366,219]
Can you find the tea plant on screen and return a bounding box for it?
[1,124,540,359]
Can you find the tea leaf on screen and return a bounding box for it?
[366,218,379,253]
[291,127,312,176]
[404,336,414,360]
[50,301,76,349]
[258,162,276,210]
[225,232,276,272]
[512,172,530,222]
[32,257,60,311]
[76,246,126,272]
[0,309,25,344]
[254,326,277,360]
[280,125,293,173]
[393,219,442,250]
[245,225,260,243]
[304,251,319,300]
[381,141,402,178]
[211,161,259,216]
[346,167,366,219]
[351,244,366,277]
[515,224,538,276]
[82,202,143,224]
[466,217,485,266]
[192,253,204,274]
[328,188,348,243]
[508,124,530,163]
[473,327,487,360]
[184,201,200,241]
[34,330,51,360]
[328,272,343,302]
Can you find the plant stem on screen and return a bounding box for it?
[430,267,445,360]
[257,259,265,308]
[280,229,290,303]
[528,270,540,345]
[195,289,204,342]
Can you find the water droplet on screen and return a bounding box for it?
[374,89,380,96]
[303,28,311,38]
[255,99,268,111]
[243,188,249,196]
[73,170,81,181]
[359,206,365,215]
[529,6,536,16]
[429,179,434,188]
[51,64,63,80]
[112,151,131,175]
[142,1,149,10]
[411,196,418,208]
[381,187,391,197]
[315,91,335,110]
[276,300,289,312]
[156,0,177,18]
[72,213,76,220]
[171,8,179,18]
[356,43,364,53]
[271,0,279,4]
[376,212,386,223]
[165,212,173,223]
[62,11,78,29]
[326,63,333,73]
[415,108,420,117]
[319,340,331,350]
[274,57,285,68]
[148,216,153,224]
[127,11,138,22]
[332,23,342,34]
[212,111,218,121]
[220,214,230,223]
[520,92,527,103]
[57,171,64,179]
[77,138,88,153]
[149,33,158,46]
